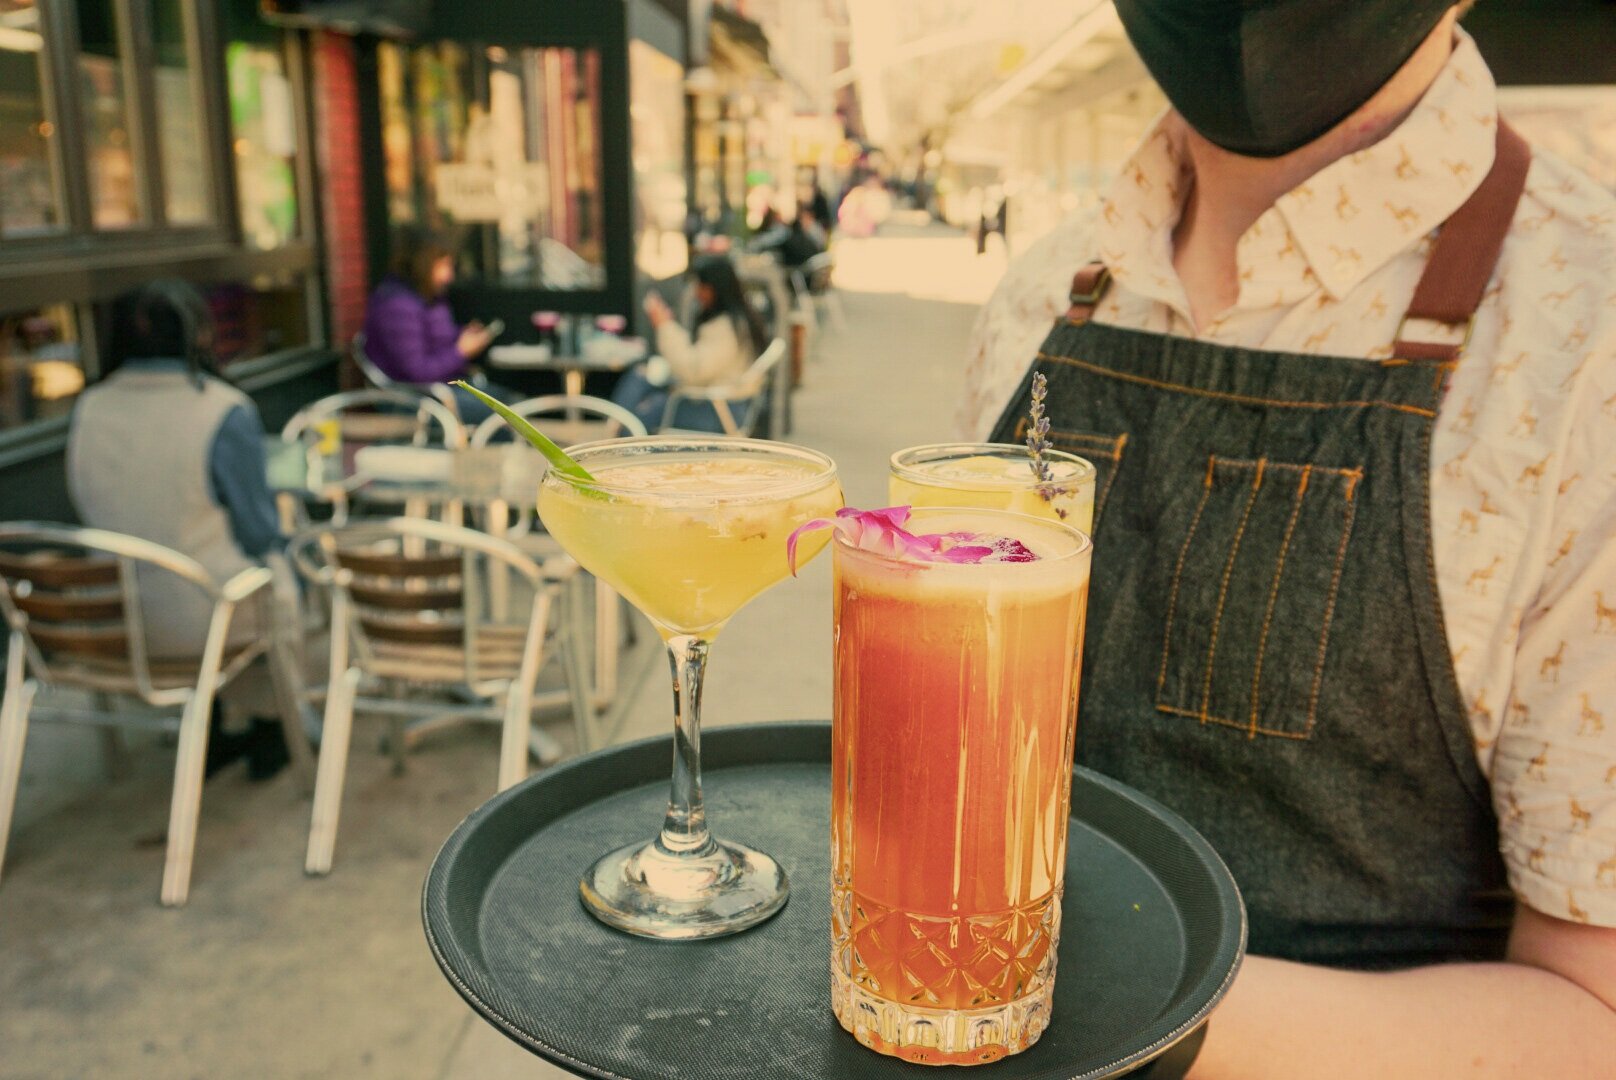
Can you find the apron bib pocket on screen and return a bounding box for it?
[1154,455,1362,740]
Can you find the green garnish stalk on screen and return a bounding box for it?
[1025,372,1070,520]
[452,381,595,481]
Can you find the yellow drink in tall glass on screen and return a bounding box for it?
[539,455,843,639]
[889,443,1096,536]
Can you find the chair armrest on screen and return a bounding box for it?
[219,565,275,604]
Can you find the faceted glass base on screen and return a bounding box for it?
[832,967,1054,1066]
[579,836,789,940]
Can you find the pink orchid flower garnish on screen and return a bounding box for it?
[786,506,1037,576]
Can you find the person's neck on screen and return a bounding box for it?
[1171,16,1459,329]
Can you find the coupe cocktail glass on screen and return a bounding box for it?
[538,437,843,939]
[889,443,1097,535]
[831,508,1091,1063]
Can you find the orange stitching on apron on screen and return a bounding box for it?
[1249,465,1313,739]
[1307,493,1359,730]
[1036,351,1438,419]
[1155,703,1313,740]
[1199,457,1266,725]
[1157,477,1215,702]
[1013,419,1130,524]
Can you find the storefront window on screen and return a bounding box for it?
[410,40,467,224]
[401,45,603,290]
[203,272,312,364]
[0,1,62,237]
[378,41,414,225]
[630,41,687,281]
[148,0,210,224]
[75,0,144,228]
[0,305,83,428]
[227,41,299,250]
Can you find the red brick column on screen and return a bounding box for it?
[311,32,369,377]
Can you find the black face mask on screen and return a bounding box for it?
[1114,0,1456,158]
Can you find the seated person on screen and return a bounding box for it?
[362,228,509,424]
[612,256,769,433]
[66,280,293,777]
[751,207,826,274]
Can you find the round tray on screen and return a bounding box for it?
[423,722,1244,1079]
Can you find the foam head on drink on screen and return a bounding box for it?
[830,508,1091,1065]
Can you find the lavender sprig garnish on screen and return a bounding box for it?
[1025,372,1070,520]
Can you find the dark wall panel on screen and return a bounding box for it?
[1464,1,1616,85]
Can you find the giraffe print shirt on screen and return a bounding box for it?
[959,31,1616,928]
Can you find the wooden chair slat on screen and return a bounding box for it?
[0,551,120,588]
[348,584,463,611]
[31,623,130,658]
[11,589,125,623]
[335,550,461,577]
[359,619,463,646]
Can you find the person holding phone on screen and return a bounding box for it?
[611,256,767,432]
[362,228,514,424]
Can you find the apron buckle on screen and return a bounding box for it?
[1392,314,1475,362]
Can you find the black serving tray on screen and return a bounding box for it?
[423,722,1244,1079]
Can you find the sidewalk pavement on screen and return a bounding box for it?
[0,218,1006,1080]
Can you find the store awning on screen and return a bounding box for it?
[710,5,780,81]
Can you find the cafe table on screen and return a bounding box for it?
[486,342,648,404]
[423,722,1244,1080]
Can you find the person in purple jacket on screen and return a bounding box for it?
[362,229,507,423]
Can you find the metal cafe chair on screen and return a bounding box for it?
[660,337,787,438]
[0,523,313,907]
[351,333,461,420]
[790,250,847,332]
[470,394,647,709]
[288,517,590,876]
[281,389,466,527]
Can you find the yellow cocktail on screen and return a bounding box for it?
[889,443,1096,536]
[540,455,842,639]
[537,437,842,939]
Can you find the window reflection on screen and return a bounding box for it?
[75,0,143,228]
[387,44,608,291]
[148,0,210,225]
[631,41,689,281]
[227,42,299,250]
[0,0,62,237]
[203,273,312,364]
[0,305,83,428]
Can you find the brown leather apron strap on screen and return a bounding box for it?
[1065,261,1112,324]
[1392,121,1531,362]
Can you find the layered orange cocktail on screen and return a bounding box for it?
[826,507,1091,1064]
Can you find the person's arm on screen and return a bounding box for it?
[656,316,744,387]
[208,403,283,559]
[369,292,468,384]
[1189,913,1616,1078]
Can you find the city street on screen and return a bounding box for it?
[0,220,1008,1080]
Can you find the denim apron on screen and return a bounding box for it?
[989,124,1532,969]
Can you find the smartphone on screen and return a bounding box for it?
[482,318,506,341]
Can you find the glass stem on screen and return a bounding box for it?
[657,634,716,858]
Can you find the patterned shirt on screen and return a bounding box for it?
[959,31,1616,928]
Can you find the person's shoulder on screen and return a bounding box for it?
[985,207,1101,321]
[1514,148,1616,266]
[1504,146,1616,369]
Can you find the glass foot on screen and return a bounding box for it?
[579,836,789,940]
